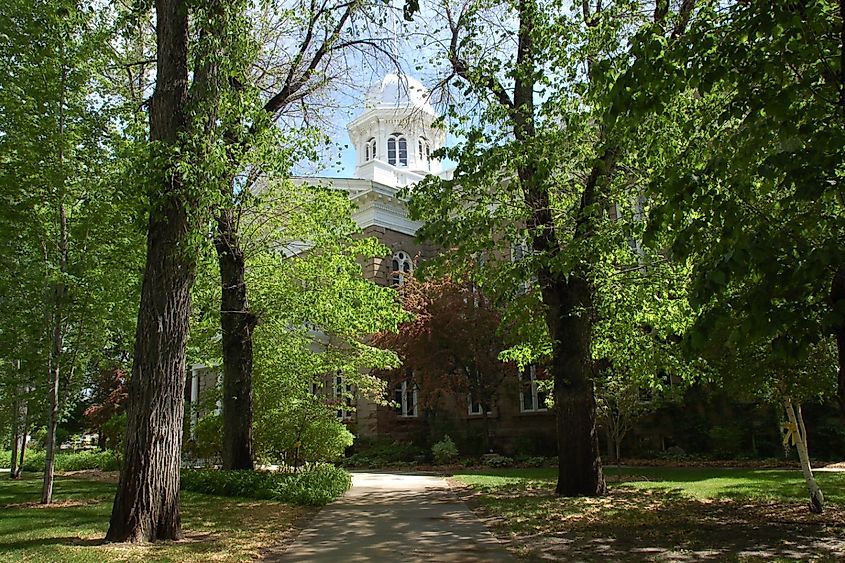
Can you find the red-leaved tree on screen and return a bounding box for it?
[84,365,128,450]
[374,276,514,448]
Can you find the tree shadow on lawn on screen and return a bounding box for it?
[456,483,845,562]
[0,476,312,561]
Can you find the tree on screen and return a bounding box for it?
[83,364,129,451]
[408,0,699,496]
[373,275,514,449]
[106,0,247,542]
[212,0,398,470]
[616,1,845,417]
[0,0,144,501]
[187,176,407,468]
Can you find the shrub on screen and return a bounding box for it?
[18,449,121,472]
[432,435,458,465]
[484,454,514,468]
[522,456,546,467]
[180,465,351,506]
[57,450,121,471]
[254,399,354,467]
[343,439,424,467]
[184,413,223,464]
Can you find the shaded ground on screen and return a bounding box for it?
[450,468,845,562]
[273,472,513,562]
[0,473,312,562]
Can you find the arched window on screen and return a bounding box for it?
[419,137,431,170]
[394,379,418,418]
[390,250,413,286]
[398,137,407,166]
[387,137,396,165]
[365,137,376,162]
[387,134,407,166]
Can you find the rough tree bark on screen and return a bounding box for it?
[216,208,257,470]
[106,0,192,543]
[215,1,357,469]
[514,0,606,497]
[9,402,18,478]
[17,403,28,477]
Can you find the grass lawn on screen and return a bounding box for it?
[451,467,845,562]
[0,472,312,562]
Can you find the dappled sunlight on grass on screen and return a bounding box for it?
[451,467,845,561]
[0,473,311,562]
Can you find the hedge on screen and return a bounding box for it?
[180,465,352,506]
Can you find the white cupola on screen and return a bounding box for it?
[347,73,446,187]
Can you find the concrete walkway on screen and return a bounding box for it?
[274,472,514,562]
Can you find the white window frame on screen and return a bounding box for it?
[467,394,492,416]
[394,380,418,418]
[365,137,376,162]
[398,137,408,166]
[390,250,413,287]
[519,365,547,413]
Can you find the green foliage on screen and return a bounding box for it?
[180,466,351,506]
[484,454,515,468]
[189,180,407,469]
[0,0,144,469]
[254,396,353,467]
[614,1,845,399]
[185,414,223,464]
[17,449,121,472]
[100,412,127,454]
[343,439,425,467]
[432,435,459,464]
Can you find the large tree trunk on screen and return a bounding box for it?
[106,0,191,543]
[9,376,25,479]
[215,207,257,470]
[546,276,606,496]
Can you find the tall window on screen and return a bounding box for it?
[365,137,376,162]
[387,134,407,166]
[519,365,547,412]
[387,137,396,164]
[334,372,353,420]
[398,137,407,166]
[418,137,431,169]
[394,380,418,418]
[390,250,413,286]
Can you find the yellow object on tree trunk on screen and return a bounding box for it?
[782,422,798,447]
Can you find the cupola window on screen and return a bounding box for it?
[387,133,407,166]
[418,137,431,170]
[365,137,376,162]
[398,137,408,166]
